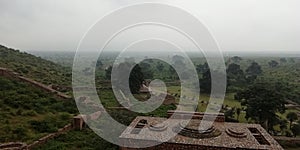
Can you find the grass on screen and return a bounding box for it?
[0,76,76,143]
[166,85,299,125]
[33,128,118,150]
[277,109,298,120]
[168,86,241,109]
[97,85,299,126]
[0,112,72,143]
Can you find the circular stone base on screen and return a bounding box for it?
[173,120,221,139]
[225,127,247,138]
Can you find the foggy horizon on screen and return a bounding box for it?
[1,0,300,53]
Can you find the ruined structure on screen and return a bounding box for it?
[139,84,151,93]
[72,112,102,130]
[73,115,87,130]
[0,67,71,99]
[0,142,27,150]
[162,94,176,105]
[119,111,284,150]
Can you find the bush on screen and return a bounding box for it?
[16,109,23,115]
[285,130,293,137]
[22,110,37,116]
[29,120,57,133]
[12,126,27,139]
[59,113,70,121]
[49,103,64,112]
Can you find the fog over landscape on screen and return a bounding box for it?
[0,0,299,54]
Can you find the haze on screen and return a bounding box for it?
[0,0,299,53]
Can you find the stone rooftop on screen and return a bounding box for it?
[119,111,284,150]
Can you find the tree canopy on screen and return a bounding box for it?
[235,80,286,130]
[112,62,144,94]
[226,63,245,91]
[246,61,262,76]
[287,112,298,129]
[268,60,279,68]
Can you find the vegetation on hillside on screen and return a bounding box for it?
[0,45,71,86]
[0,76,77,143]
[33,128,117,150]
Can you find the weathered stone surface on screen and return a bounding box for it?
[119,113,284,150]
[0,142,27,150]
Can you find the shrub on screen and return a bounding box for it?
[12,126,27,139]
[22,110,37,116]
[16,109,23,115]
[28,120,57,133]
[59,113,71,121]
[285,130,293,137]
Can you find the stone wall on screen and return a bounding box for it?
[27,124,73,149]
[0,124,72,150]
[0,142,27,150]
[274,136,300,148]
[72,111,102,130]
[0,67,19,78]
[0,67,71,100]
[167,110,225,122]
[120,142,258,150]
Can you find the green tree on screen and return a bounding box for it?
[139,62,154,79]
[225,108,235,119]
[200,69,226,94]
[289,58,295,63]
[245,62,262,83]
[200,69,211,93]
[268,60,279,68]
[156,62,164,72]
[287,112,298,129]
[129,64,144,94]
[168,66,178,80]
[236,107,241,120]
[235,80,286,130]
[227,63,245,89]
[172,55,186,70]
[280,58,287,63]
[113,63,144,94]
[279,119,288,135]
[227,63,243,76]
[291,122,300,137]
[12,126,27,140]
[196,62,209,74]
[105,66,112,80]
[96,60,103,68]
[246,62,262,76]
[231,56,242,63]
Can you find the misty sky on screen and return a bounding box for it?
[0,0,299,52]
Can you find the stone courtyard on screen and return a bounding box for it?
[119,111,284,150]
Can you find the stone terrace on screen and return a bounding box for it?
[119,111,283,150]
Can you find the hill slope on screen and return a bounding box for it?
[0,45,71,86]
[0,76,77,143]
